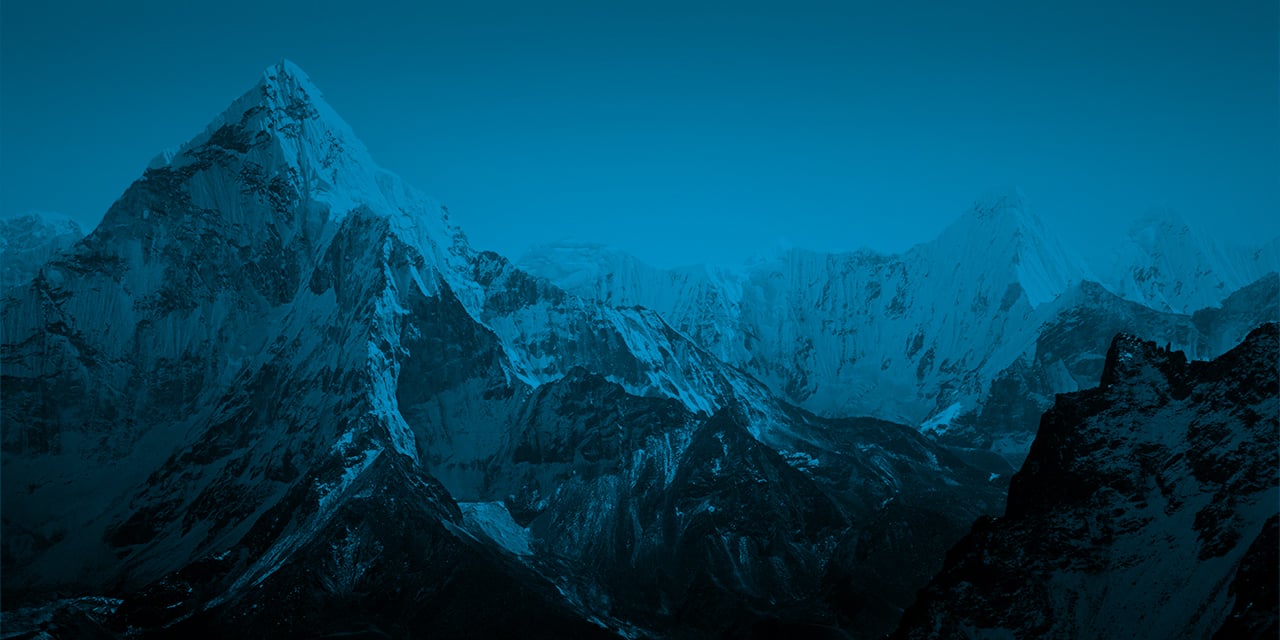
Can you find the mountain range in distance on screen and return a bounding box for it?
[1,61,1275,639]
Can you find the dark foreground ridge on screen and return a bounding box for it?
[893,323,1279,639]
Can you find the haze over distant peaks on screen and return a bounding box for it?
[1102,209,1280,313]
[0,211,84,287]
[915,189,1088,307]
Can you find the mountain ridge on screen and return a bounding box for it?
[518,198,1277,457]
[2,61,1275,639]
[893,323,1279,639]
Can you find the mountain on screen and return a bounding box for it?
[0,211,84,289]
[5,59,1275,639]
[1102,211,1280,314]
[1193,274,1280,355]
[0,61,1010,639]
[522,192,1089,425]
[520,199,1278,460]
[893,323,1279,639]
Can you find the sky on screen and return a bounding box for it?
[2,0,1277,268]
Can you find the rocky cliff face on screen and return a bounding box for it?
[892,323,1279,639]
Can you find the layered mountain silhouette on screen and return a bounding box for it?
[1,62,1276,639]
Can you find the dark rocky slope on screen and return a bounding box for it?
[893,323,1279,639]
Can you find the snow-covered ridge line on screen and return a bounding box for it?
[517,192,1277,447]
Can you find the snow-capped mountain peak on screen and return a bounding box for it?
[1103,209,1279,313]
[517,240,647,292]
[122,61,476,303]
[921,189,1086,307]
[142,60,428,231]
[1126,209,1193,250]
[966,188,1030,222]
[0,210,83,248]
[154,60,365,169]
[0,211,84,288]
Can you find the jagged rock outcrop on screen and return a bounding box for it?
[892,323,1279,639]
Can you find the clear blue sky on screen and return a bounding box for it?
[2,0,1276,267]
